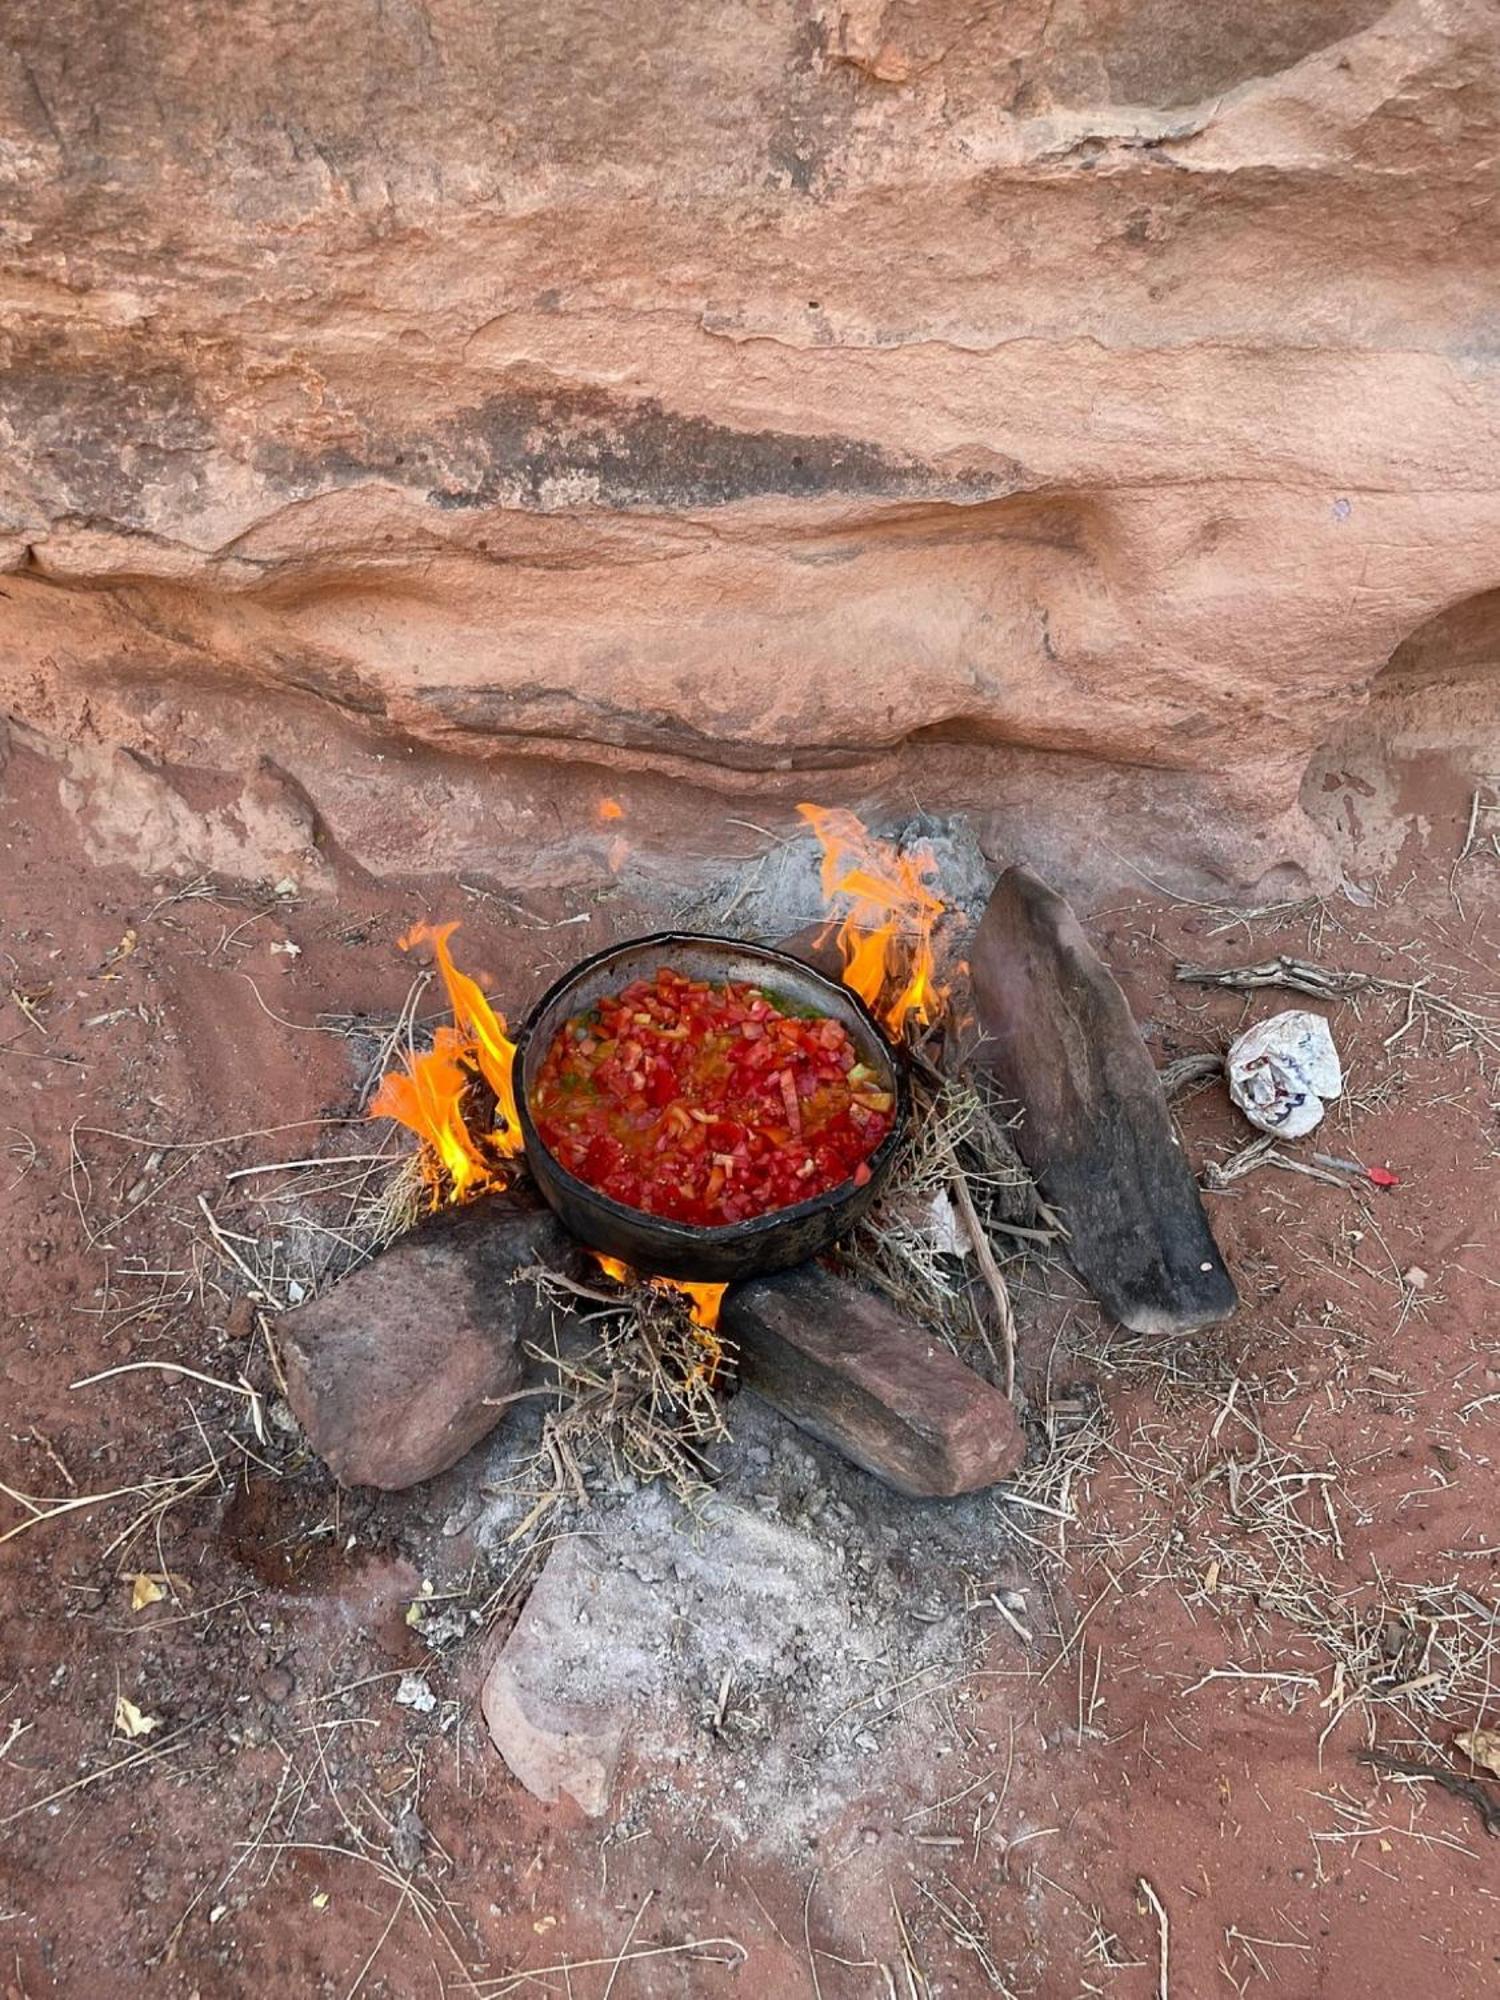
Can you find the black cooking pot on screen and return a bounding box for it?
[513,931,909,1282]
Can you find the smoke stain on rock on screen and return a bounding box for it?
[271,380,1017,514]
[2,328,215,527]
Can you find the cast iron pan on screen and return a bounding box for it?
[514,931,909,1282]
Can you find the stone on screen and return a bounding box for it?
[279,1199,572,1489]
[3,0,1498,900]
[969,865,1237,1336]
[479,1478,884,1827]
[481,1619,626,1819]
[720,1266,1025,1497]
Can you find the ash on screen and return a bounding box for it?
[463,1392,1036,1852]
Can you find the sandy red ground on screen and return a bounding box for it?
[2,736,1498,1997]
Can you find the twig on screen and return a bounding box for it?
[803,1873,824,2000]
[346,1887,409,2000]
[225,1155,391,1182]
[197,1194,283,1309]
[70,1359,262,1408]
[1176,956,1365,1001]
[1356,1748,1500,1836]
[1177,955,1500,1055]
[987,1593,1034,1645]
[601,1890,654,2000]
[473,1936,746,1994]
[890,1894,931,2000]
[0,1469,207,1548]
[1458,787,1483,864]
[1137,1878,1169,1999]
[513,1264,622,1307]
[0,1720,200,1827]
[942,1139,1016,1397]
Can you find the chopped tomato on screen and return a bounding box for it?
[530,967,893,1226]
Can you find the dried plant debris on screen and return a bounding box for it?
[1177,954,1500,1062]
[503,1269,733,1527]
[1065,1376,1500,1746]
[1356,1748,1500,1837]
[843,1067,1057,1371]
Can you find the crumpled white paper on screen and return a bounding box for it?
[1227,1010,1343,1138]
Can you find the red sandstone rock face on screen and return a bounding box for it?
[2,0,1498,892]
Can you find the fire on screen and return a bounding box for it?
[589,1251,728,1382]
[370,922,523,1204]
[797,804,946,1037]
[670,1278,729,1334]
[598,797,624,821]
[590,1251,726,1333]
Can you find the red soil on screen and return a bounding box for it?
[2,734,1497,1997]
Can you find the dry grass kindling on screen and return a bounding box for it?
[1066,1376,1500,1754]
[843,1066,1061,1386]
[497,1268,735,1536]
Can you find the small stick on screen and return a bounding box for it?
[197,1194,282,1309]
[941,1140,1017,1398]
[514,1264,622,1306]
[0,1470,203,1548]
[1137,1877,1169,1999]
[889,1894,930,2000]
[988,1592,1034,1644]
[70,1359,260,1406]
[1459,787,1483,864]
[225,1155,391,1181]
[803,1873,824,2000]
[987,1218,1062,1246]
[601,1889,654,2000]
[713,1669,734,1731]
[471,1936,746,1993]
[0,1720,199,1827]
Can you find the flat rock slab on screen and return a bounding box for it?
[721,1265,1024,1497]
[969,865,1237,1336]
[480,1475,885,1824]
[281,1199,572,1489]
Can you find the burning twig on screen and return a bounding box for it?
[502,1268,735,1519]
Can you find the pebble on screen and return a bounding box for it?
[257,1665,294,1704]
[394,1672,437,1714]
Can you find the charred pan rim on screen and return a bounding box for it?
[513,930,910,1278]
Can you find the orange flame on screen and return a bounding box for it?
[589,1251,728,1381]
[797,805,946,1037]
[669,1278,729,1335]
[370,922,523,1204]
[590,1251,726,1333]
[598,797,624,821]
